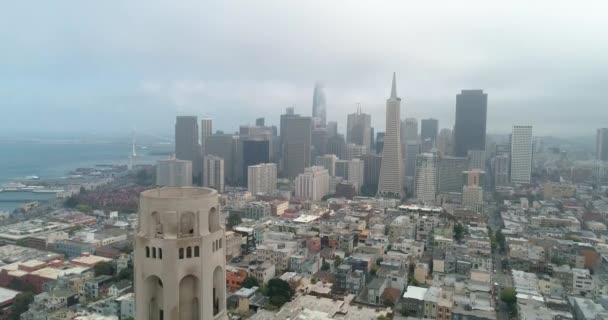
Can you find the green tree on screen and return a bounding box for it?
[321,260,331,271]
[9,292,34,320]
[383,299,394,307]
[227,214,242,229]
[371,264,380,276]
[94,261,115,277]
[495,229,506,253]
[500,287,517,305]
[266,278,293,307]
[116,266,134,281]
[333,256,342,267]
[241,276,259,289]
[453,223,465,241]
[8,278,34,293]
[64,196,79,208]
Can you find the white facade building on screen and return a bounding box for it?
[156,157,192,187]
[295,166,329,201]
[203,155,225,193]
[414,153,438,205]
[511,125,533,184]
[247,163,277,196]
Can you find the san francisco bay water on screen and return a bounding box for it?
[0,139,168,211]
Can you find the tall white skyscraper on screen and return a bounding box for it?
[247,163,277,196]
[135,187,227,320]
[414,153,438,205]
[295,166,329,201]
[156,157,193,187]
[510,125,533,184]
[203,155,224,193]
[377,73,404,199]
[312,82,327,127]
[201,118,213,155]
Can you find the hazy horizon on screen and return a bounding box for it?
[2,1,607,137]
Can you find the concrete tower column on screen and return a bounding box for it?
[135,187,227,320]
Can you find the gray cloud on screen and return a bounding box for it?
[1,1,607,137]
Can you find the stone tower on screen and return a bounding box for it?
[135,187,227,320]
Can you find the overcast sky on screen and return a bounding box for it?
[1,1,607,138]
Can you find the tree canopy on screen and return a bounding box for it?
[241,276,259,289]
[500,287,517,305]
[266,278,293,307]
[94,261,115,277]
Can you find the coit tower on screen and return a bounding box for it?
[135,187,227,320]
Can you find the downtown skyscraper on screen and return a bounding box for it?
[346,106,372,152]
[312,82,327,127]
[377,73,404,199]
[453,90,488,157]
[175,116,202,178]
[597,128,608,161]
[280,108,312,179]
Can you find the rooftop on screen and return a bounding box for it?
[141,187,216,199]
[403,286,428,301]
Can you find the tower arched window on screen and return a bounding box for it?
[180,212,196,238]
[194,246,200,257]
[179,248,184,259]
[151,212,163,237]
[208,207,221,233]
[152,247,156,258]
[186,246,192,258]
[145,246,150,258]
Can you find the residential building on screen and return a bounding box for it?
[156,157,192,187]
[511,125,533,184]
[414,153,438,205]
[203,155,224,193]
[294,166,329,201]
[247,163,277,196]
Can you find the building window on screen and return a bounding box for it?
[146,246,150,258]
[219,238,222,248]
[159,248,163,259]
[152,247,157,258]
[194,246,200,257]
[179,248,184,259]
[187,247,192,258]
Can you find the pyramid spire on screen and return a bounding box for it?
[390,72,397,99]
